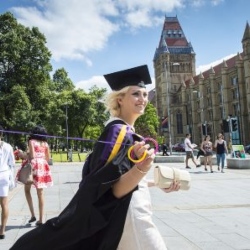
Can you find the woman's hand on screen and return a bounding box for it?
[132,141,155,172]
[15,150,28,160]
[161,180,181,193]
[112,141,155,199]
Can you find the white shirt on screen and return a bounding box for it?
[184,138,192,152]
[0,141,15,171]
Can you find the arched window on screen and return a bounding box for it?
[176,112,183,134]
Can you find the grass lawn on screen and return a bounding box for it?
[15,151,89,164]
[51,151,88,162]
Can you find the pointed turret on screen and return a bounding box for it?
[242,22,250,42]
[210,67,215,74]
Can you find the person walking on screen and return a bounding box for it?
[162,144,169,156]
[184,133,200,169]
[10,65,180,250]
[196,138,205,160]
[214,133,228,173]
[0,125,15,239]
[201,135,214,172]
[16,125,53,226]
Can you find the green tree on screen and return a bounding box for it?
[135,103,159,139]
[52,68,75,92]
[0,12,52,131]
[54,87,108,149]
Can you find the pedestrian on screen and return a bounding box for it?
[0,125,15,239]
[196,138,205,159]
[10,65,180,250]
[16,125,53,226]
[201,135,213,172]
[162,144,169,156]
[214,133,228,173]
[184,133,201,169]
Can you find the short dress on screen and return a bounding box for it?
[16,140,53,188]
[203,142,213,156]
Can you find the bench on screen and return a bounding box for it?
[227,158,250,169]
[199,156,218,165]
[154,156,185,163]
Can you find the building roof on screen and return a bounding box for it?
[154,16,194,61]
[185,53,243,88]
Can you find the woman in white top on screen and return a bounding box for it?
[0,125,15,239]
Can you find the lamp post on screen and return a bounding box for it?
[65,103,69,160]
[164,62,180,155]
[164,62,172,155]
[190,90,198,141]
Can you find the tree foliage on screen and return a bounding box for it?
[135,103,159,139]
[0,12,52,132]
[52,68,75,92]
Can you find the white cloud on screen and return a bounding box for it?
[188,0,224,7]
[75,75,109,92]
[196,54,236,74]
[11,0,186,62]
[11,0,119,62]
[211,0,224,6]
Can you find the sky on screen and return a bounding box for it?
[0,0,249,92]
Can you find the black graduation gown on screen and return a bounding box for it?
[10,121,141,250]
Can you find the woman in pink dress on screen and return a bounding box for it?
[17,125,53,226]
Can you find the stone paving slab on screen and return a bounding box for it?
[1,161,250,250]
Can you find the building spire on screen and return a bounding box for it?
[242,22,250,42]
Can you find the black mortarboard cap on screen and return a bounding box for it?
[104,65,152,91]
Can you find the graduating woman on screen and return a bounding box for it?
[11,65,179,250]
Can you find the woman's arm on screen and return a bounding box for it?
[214,139,218,148]
[28,140,35,160]
[45,143,51,162]
[200,142,205,153]
[224,140,228,154]
[112,141,155,199]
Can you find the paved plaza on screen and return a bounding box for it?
[1,159,250,250]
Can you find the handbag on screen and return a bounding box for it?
[18,162,33,184]
[154,165,191,190]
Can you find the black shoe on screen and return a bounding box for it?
[196,164,201,168]
[36,221,43,226]
[0,235,5,240]
[186,166,191,169]
[28,216,36,223]
[211,170,214,173]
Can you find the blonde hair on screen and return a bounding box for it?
[104,86,130,117]
[217,133,223,139]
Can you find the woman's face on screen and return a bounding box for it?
[118,86,148,116]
